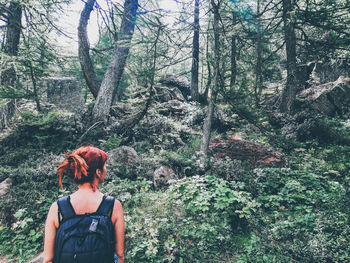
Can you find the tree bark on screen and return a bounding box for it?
[190,0,200,102]
[201,0,220,157]
[1,2,22,87]
[92,0,138,122]
[280,0,297,113]
[230,10,237,87]
[78,0,100,99]
[254,0,263,106]
[4,2,21,56]
[0,2,21,129]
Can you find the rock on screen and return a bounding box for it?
[159,74,191,100]
[0,178,12,196]
[107,146,139,167]
[158,99,188,117]
[209,135,285,168]
[297,59,350,89]
[153,166,178,188]
[157,100,233,131]
[298,77,350,116]
[155,86,185,102]
[312,59,350,84]
[41,77,84,113]
[26,252,43,263]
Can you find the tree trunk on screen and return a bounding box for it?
[190,0,200,102]
[92,0,138,122]
[230,36,237,86]
[255,0,263,106]
[201,0,220,157]
[0,2,21,129]
[1,2,22,87]
[78,0,100,98]
[280,0,297,113]
[4,2,21,56]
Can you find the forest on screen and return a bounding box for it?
[0,0,350,262]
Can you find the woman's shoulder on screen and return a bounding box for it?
[47,201,59,228]
[111,198,124,223]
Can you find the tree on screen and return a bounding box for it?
[254,0,263,106]
[91,0,139,122]
[201,0,221,158]
[78,0,100,99]
[190,0,200,102]
[280,0,297,113]
[230,11,237,87]
[0,2,22,87]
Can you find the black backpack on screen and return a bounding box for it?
[53,195,116,263]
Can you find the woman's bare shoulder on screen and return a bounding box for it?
[47,201,59,228]
[111,198,124,223]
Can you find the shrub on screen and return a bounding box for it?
[104,176,256,262]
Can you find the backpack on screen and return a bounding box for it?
[53,195,116,263]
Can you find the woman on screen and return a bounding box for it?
[43,146,125,263]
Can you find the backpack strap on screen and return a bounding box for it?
[96,195,115,217]
[57,196,76,224]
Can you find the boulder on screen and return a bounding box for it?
[298,77,350,116]
[26,252,43,263]
[41,77,83,113]
[159,74,191,100]
[297,59,350,89]
[209,135,285,168]
[158,100,233,131]
[0,178,12,196]
[153,166,178,188]
[158,99,188,117]
[107,146,139,167]
[155,86,185,102]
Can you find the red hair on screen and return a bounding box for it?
[57,146,108,190]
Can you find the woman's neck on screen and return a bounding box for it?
[77,182,99,193]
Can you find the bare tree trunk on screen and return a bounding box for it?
[0,2,21,129]
[199,23,211,105]
[254,0,263,106]
[1,2,22,87]
[201,0,220,158]
[4,2,21,56]
[230,12,237,87]
[280,0,297,113]
[92,0,138,122]
[190,0,200,102]
[78,0,100,98]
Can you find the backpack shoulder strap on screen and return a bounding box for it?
[96,195,115,217]
[57,196,76,223]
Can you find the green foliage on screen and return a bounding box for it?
[0,153,62,262]
[239,167,350,262]
[0,111,82,166]
[309,118,350,145]
[100,134,128,151]
[105,176,254,262]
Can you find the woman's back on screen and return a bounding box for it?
[69,188,104,215]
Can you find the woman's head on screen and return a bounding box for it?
[57,146,108,190]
